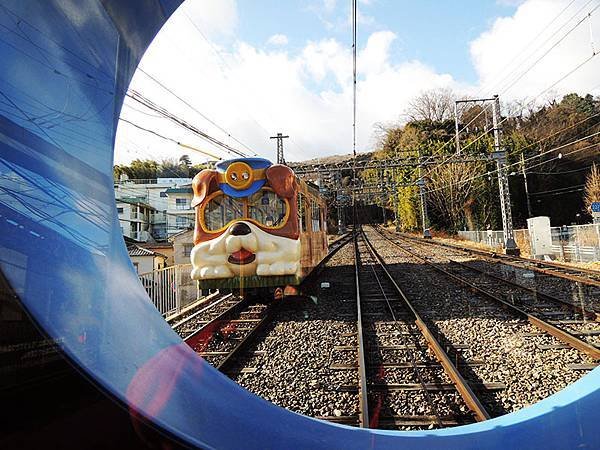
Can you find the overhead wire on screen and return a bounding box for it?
[125,90,249,158]
[415,0,599,175]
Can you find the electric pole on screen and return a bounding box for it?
[390,170,400,232]
[454,101,461,154]
[521,153,533,218]
[418,153,432,238]
[381,170,387,225]
[491,95,520,255]
[455,95,519,255]
[270,132,289,165]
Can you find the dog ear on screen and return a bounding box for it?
[191,169,218,208]
[266,164,296,199]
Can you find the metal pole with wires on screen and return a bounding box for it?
[351,0,358,232]
[418,151,432,238]
[521,152,533,218]
[270,133,289,165]
[492,95,520,255]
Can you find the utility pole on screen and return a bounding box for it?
[270,132,289,165]
[335,171,346,234]
[390,170,400,232]
[491,95,520,255]
[418,153,432,238]
[455,95,519,255]
[454,102,461,154]
[381,170,387,225]
[521,153,533,218]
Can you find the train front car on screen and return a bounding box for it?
[190,158,302,294]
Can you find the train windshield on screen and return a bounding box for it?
[248,190,287,227]
[204,194,245,231]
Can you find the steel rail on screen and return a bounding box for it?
[192,233,357,374]
[171,293,233,331]
[360,230,491,422]
[399,232,600,288]
[378,228,599,320]
[183,297,248,347]
[217,304,277,373]
[353,231,371,428]
[446,259,600,321]
[360,237,445,428]
[373,229,600,361]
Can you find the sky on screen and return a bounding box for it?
[114,0,600,166]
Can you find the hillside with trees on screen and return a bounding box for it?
[367,89,599,232]
[113,155,208,180]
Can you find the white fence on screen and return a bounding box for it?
[138,264,200,316]
[458,223,600,263]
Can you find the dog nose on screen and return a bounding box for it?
[230,222,251,236]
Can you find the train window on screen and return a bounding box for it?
[203,194,244,231]
[248,190,287,227]
[311,202,320,232]
[298,194,306,232]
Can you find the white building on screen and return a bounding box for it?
[114,177,193,241]
[165,185,195,237]
[117,198,154,242]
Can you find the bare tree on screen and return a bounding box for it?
[407,88,456,122]
[426,161,486,230]
[583,163,600,212]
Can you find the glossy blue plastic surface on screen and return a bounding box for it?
[0,1,598,448]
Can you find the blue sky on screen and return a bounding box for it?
[115,0,599,164]
[235,1,521,84]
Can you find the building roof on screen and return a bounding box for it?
[165,185,193,194]
[168,228,194,242]
[127,244,167,259]
[139,242,174,251]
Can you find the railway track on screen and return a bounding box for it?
[350,230,490,429]
[176,231,356,375]
[373,227,600,361]
[171,293,243,340]
[184,301,276,371]
[399,231,600,288]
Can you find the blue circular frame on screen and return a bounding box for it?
[0,1,597,448]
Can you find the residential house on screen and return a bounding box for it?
[169,229,195,265]
[127,244,168,274]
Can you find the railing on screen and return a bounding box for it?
[138,264,200,316]
[458,223,600,262]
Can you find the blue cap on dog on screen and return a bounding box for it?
[215,157,272,198]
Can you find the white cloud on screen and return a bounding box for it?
[115,0,600,167]
[179,0,238,39]
[267,34,289,46]
[323,0,336,13]
[471,0,600,103]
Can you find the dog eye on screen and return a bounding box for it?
[242,172,250,180]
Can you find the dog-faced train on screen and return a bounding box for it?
[189,157,328,295]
